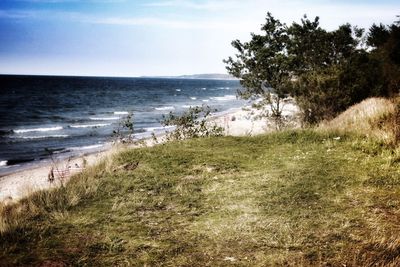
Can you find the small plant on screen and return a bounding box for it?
[112,113,136,144]
[161,105,224,141]
[252,93,286,131]
[251,93,299,131]
[45,149,72,187]
[151,132,159,144]
[82,157,88,168]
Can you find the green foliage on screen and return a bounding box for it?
[225,13,400,125]
[367,23,390,48]
[291,66,342,124]
[287,17,359,74]
[223,13,291,124]
[286,17,370,123]
[161,105,223,140]
[224,12,290,98]
[293,51,388,124]
[369,23,400,96]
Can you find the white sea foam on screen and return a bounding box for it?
[176,89,181,92]
[202,87,207,90]
[155,106,175,111]
[0,160,7,167]
[90,117,119,121]
[202,99,209,102]
[210,95,236,101]
[13,126,63,134]
[70,123,110,129]
[182,105,192,108]
[11,135,69,140]
[69,144,103,151]
[114,111,129,115]
[190,97,197,100]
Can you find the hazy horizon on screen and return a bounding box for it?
[0,0,399,77]
[0,72,234,78]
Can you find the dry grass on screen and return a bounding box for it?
[319,97,398,144]
[1,131,400,266]
[4,95,400,265]
[0,156,112,235]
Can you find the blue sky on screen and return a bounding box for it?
[0,0,398,77]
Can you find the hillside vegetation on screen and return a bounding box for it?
[319,97,400,145]
[1,127,400,266]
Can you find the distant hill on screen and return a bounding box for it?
[141,73,238,80]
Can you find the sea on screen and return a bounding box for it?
[0,75,245,175]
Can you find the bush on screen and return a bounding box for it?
[161,105,224,141]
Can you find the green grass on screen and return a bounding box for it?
[1,130,400,266]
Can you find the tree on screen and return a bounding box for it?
[368,22,400,96]
[223,13,291,127]
[225,13,369,125]
[225,13,400,125]
[286,16,331,73]
[288,18,367,123]
[367,23,390,48]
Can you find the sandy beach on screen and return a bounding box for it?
[0,101,299,203]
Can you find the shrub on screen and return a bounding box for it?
[161,105,224,141]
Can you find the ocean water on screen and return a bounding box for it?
[0,75,244,175]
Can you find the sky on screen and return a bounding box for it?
[0,0,399,77]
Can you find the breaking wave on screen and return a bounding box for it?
[155,106,175,111]
[210,95,236,101]
[10,135,69,140]
[70,123,110,129]
[13,126,63,134]
[90,117,119,121]
[114,111,129,115]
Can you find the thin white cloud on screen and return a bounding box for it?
[90,16,253,30]
[0,8,253,31]
[0,9,38,19]
[0,1,398,32]
[144,0,241,11]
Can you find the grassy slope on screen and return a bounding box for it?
[319,97,397,144]
[1,131,400,266]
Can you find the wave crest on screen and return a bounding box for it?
[90,117,119,121]
[70,123,110,129]
[155,106,175,111]
[210,95,236,101]
[10,135,69,140]
[13,126,63,134]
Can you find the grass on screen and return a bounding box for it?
[1,130,400,266]
[318,97,398,145]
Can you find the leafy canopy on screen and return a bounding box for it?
[225,13,400,124]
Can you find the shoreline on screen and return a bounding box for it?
[0,101,299,203]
